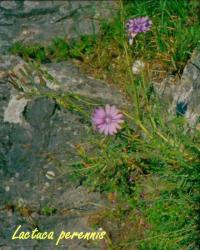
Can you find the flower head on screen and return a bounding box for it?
[92,104,124,136]
[132,60,145,75]
[126,17,152,44]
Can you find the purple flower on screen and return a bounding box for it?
[126,17,152,44]
[92,104,124,136]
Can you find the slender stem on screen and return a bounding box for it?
[119,0,140,119]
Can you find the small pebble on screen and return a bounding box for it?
[17,198,26,207]
[10,177,15,183]
[40,196,45,201]
[46,171,55,180]
[31,212,39,220]
[22,30,28,35]
[45,182,50,187]
[25,183,30,188]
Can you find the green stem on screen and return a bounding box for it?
[119,0,140,120]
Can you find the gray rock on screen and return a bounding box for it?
[3,91,28,125]
[0,1,119,248]
[0,1,18,10]
[154,49,200,127]
[3,55,127,107]
[24,96,56,129]
[176,49,200,126]
[42,61,127,106]
[0,53,123,249]
[0,0,117,53]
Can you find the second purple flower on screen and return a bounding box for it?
[126,16,152,45]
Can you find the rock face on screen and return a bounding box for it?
[0,54,126,249]
[175,49,200,126]
[155,49,200,127]
[0,0,117,53]
[0,2,121,246]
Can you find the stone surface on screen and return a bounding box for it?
[175,49,200,126]
[3,91,28,124]
[4,55,127,107]
[0,1,119,245]
[0,5,125,244]
[154,49,200,126]
[0,0,117,53]
[0,53,126,249]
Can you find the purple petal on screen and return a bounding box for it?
[104,125,109,135]
[126,16,152,35]
[94,108,105,118]
[108,124,117,135]
[113,123,121,129]
[112,113,123,120]
[117,119,124,124]
[105,104,111,115]
[110,106,117,114]
[93,118,104,125]
[99,124,106,133]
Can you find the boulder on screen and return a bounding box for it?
[0,0,117,53]
[0,53,127,249]
[154,49,200,127]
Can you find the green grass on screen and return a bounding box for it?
[9,35,97,63]
[10,0,199,93]
[8,0,200,249]
[74,112,200,249]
